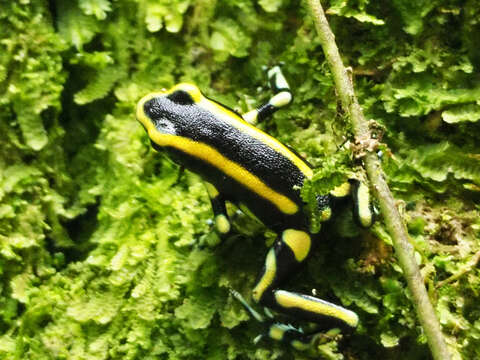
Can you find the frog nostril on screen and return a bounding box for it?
[144,99,158,118]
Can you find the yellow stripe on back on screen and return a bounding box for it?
[196,97,313,179]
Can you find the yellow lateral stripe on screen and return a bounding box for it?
[274,290,359,327]
[252,249,277,302]
[282,229,311,262]
[196,97,313,179]
[142,129,299,215]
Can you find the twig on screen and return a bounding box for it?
[436,250,480,288]
[304,1,452,359]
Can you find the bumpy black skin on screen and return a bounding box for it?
[144,92,309,232]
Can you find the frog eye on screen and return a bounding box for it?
[155,118,176,135]
[167,90,195,105]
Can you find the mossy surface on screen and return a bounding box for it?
[1,1,480,359]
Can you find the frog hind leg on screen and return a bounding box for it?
[231,289,321,350]
[263,323,322,351]
[242,66,293,125]
[251,228,358,348]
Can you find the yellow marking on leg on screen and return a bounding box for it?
[215,214,230,234]
[268,66,289,89]
[268,324,286,341]
[242,110,259,125]
[252,248,277,302]
[329,182,351,198]
[357,182,373,228]
[270,91,292,107]
[282,229,311,262]
[274,290,359,327]
[204,182,219,198]
[291,340,311,351]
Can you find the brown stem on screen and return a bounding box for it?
[305,1,452,359]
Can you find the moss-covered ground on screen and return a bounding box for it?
[1,1,480,359]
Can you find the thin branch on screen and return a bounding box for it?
[436,250,480,288]
[304,1,452,360]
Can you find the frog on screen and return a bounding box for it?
[136,66,374,350]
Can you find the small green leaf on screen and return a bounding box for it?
[442,103,480,124]
[74,66,124,104]
[380,331,400,347]
[79,0,112,20]
[15,110,48,150]
[327,0,384,25]
[258,0,284,13]
[57,1,99,49]
[174,296,216,329]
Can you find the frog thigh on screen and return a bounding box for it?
[252,228,358,329]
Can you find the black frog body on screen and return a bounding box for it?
[137,82,312,232]
[136,68,373,350]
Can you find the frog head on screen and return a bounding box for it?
[136,83,205,143]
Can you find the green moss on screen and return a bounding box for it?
[1,0,480,359]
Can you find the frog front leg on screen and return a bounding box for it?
[329,180,375,228]
[204,181,231,235]
[351,180,374,228]
[252,228,358,348]
[243,66,293,125]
